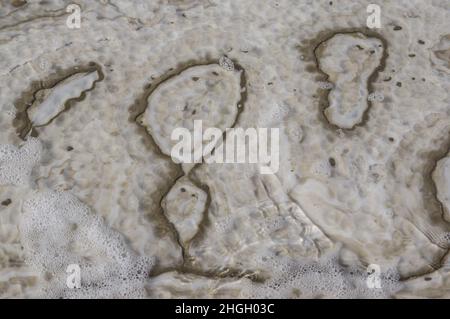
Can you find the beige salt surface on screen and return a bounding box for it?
[0,0,449,298]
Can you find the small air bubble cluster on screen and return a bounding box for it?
[367,91,384,102]
[219,56,235,71]
[240,253,402,299]
[318,81,334,90]
[20,190,154,298]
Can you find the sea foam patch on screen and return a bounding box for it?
[19,190,154,298]
[0,138,41,186]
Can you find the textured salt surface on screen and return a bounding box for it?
[0,0,449,299]
[315,32,385,129]
[433,156,450,221]
[162,176,207,244]
[28,71,99,127]
[20,190,153,298]
[139,62,242,165]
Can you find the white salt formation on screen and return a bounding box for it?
[240,253,402,299]
[161,177,207,244]
[139,64,242,162]
[27,70,99,127]
[0,138,41,186]
[433,156,450,221]
[19,190,153,298]
[316,33,384,129]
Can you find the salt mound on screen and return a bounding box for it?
[0,137,41,186]
[19,190,153,298]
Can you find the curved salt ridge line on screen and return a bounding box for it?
[161,176,207,245]
[392,119,450,281]
[130,58,264,281]
[0,4,68,32]
[13,62,104,139]
[408,144,450,282]
[433,156,450,221]
[310,29,388,130]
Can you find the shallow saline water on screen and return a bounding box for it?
[0,0,449,299]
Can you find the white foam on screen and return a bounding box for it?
[19,190,154,298]
[241,250,402,299]
[0,138,41,186]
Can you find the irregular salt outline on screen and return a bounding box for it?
[429,34,450,76]
[309,28,389,131]
[300,29,450,285]
[130,58,264,282]
[28,72,98,127]
[0,9,68,32]
[432,150,450,225]
[13,62,104,139]
[401,136,450,282]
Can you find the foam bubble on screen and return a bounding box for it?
[240,251,403,299]
[0,138,42,186]
[219,56,235,71]
[19,190,154,298]
[368,91,385,102]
